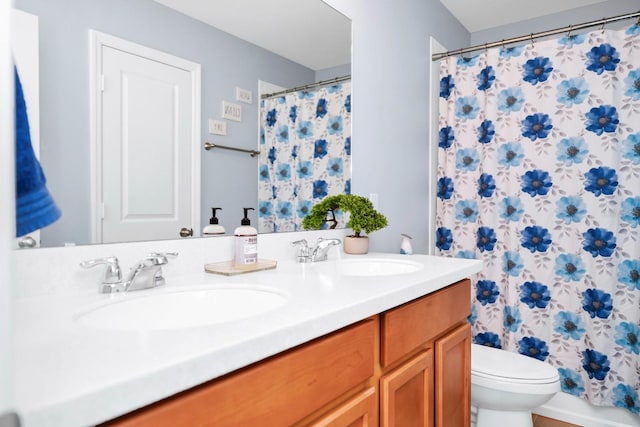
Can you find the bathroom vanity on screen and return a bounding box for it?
[105,279,471,426]
[13,230,482,426]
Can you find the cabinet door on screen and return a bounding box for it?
[308,387,377,427]
[435,322,471,427]
[380,350,434,427]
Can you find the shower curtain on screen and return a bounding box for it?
[436,24,640,413]
[258,82,351,233]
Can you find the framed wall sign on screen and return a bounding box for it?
[236,87,252,104]
[222,101,241,121]
[209,119,227,135]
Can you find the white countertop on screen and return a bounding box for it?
[14,243,482,426]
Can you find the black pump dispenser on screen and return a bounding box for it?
[241,207,254,225]
[209,207,221,224]
[203,207,225,235]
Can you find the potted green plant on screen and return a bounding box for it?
[302,194,388,254]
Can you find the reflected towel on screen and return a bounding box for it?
[15,67,61,237]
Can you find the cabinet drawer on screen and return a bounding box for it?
[380,279,470,368]
[106,318,376,427]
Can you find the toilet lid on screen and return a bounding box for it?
[471,344,559,382]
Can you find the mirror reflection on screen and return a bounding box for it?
[258,78,352,234]
[12,0,351,248]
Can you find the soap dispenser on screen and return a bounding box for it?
[203,207,225,236]
[234,208,257,269]
[400,233,413,255]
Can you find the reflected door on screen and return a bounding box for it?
[94,33,201,243]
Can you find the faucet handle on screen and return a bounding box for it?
[316,237,341,247]
[80,256,122,284]
[291,239,310,253]
[146,252,178,265]
[291,239,313,262]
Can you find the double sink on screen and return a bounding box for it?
[74,258,423,331]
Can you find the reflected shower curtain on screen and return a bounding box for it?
[436,24,640,413]
[258,82,351,233]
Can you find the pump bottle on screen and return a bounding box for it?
[234,208,257,269]
[400,233,413,254]
[203,207,225,236]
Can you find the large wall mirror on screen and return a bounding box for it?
[12,0,351,248]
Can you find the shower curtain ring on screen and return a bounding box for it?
[530,33,535,47]
[567,25,573,38]
[600,19,606,33]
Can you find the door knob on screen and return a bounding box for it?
[179,227,193,238]
[18,236,37,248]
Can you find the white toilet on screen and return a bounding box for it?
[471,343,560,427]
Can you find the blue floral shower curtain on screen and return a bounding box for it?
[436,24,640,414]
[258,82,351,233]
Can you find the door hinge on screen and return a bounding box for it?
[100,75,105,92]
[101,202,105,220]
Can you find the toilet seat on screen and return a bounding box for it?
[472,371,560,395]
[471,344,559,384]
[471,344,561,425]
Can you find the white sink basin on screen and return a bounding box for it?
[74,286,288,331]
[322,258,423,276]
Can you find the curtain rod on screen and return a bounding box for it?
[432,10,640,61]
[261,75,351,99]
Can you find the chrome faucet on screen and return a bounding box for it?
[80,256,124,293]
[291,238,341,263]
[124,252,177,292]
[80,252,177,293]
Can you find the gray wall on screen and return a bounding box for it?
[14,0,326,246]
[340,0,469,253]
[316,63,351,82]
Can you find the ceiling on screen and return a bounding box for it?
[440,0,610,32]
[153,0,351,71]
[153,0,613,70]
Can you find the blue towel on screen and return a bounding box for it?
[15,67,61,237]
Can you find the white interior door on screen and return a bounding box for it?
[12,8,40,249]
[92,32,201,243]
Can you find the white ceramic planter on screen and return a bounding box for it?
[343,235,369,254]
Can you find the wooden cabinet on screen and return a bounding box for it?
[307,387,377,427]
[435,323,471,427]
[380,350,434,427]
[380,279,471,427]
[105,280,471,427]
[105,319,376,427]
